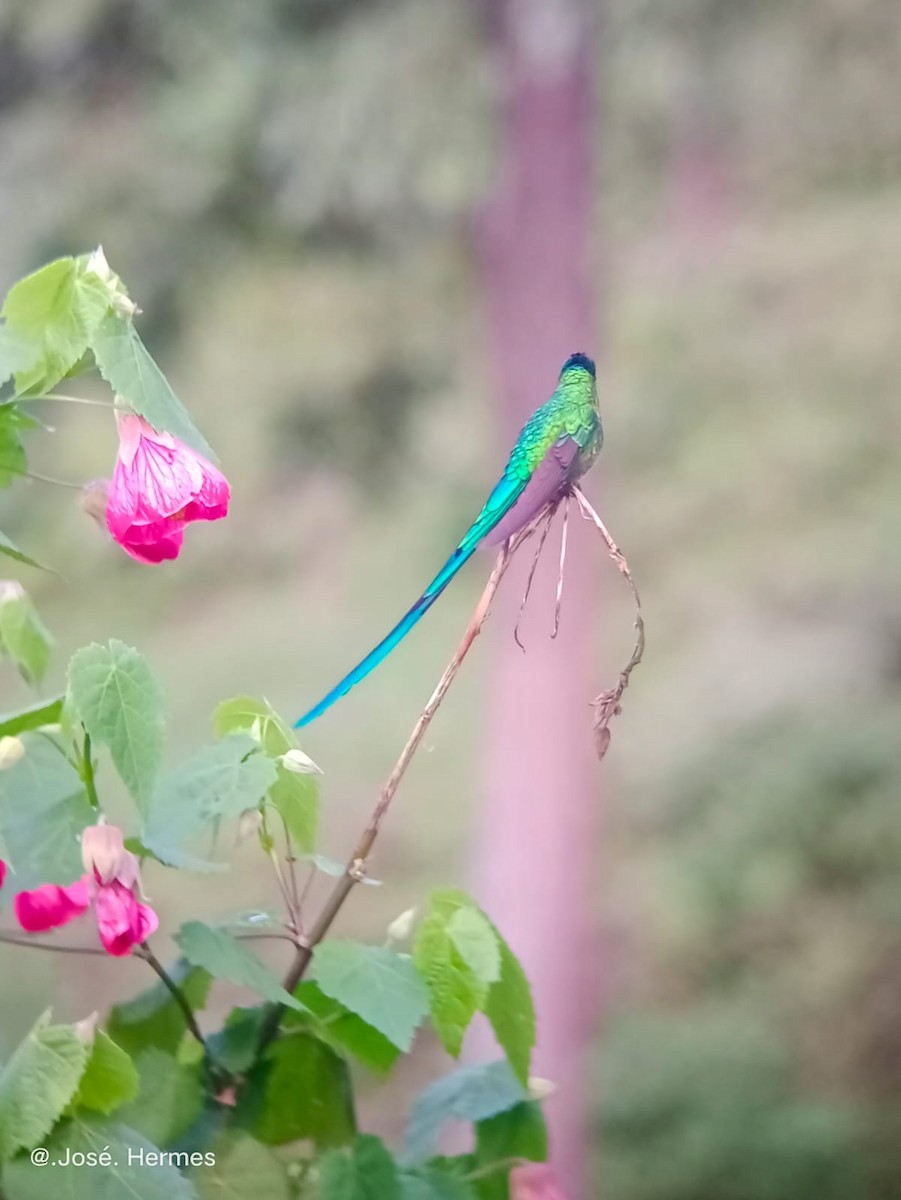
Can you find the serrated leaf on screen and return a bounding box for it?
[0,403,37,487]
[0,733,93,893]
[400,1167,477,1200]
[484,937,535,1087]
[108,959,211,1057]
[402,1062,528,1167]
[116,1048,204,1146]
[0,325,40,388]
[289,981,401,1075]
[312,942,429,1052]
[319,1134,401,1200]
[72,1030,139,1115]
[447,908,500,989]
[1,257,113,394]
[414,895,484,1058]
[175,921,306,1010]
[66,640,165,812]
[472,1103,548,1200]
[0,583,53,685]
[91,313,212,458]
[0,1117,198,1200]
[206,1007,265,1074]
[142,735,277,870]
[214,695,319,853]
[190,1133,291,1200]
[0,694,64,739]
[0,1013,90,1160]
[246,1033,355,1147]
[0,531,51,572]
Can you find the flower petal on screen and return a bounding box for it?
[14,879,91,932]
[0,859,6,890]
[94,878,157,956]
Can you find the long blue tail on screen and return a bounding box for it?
[294,475,524,728]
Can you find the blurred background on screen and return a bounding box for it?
[1,0,901,1196]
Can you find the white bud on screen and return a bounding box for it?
[386,907,417,944]
[73,1011,99,1044]
[0,736,25,769]
[528,1076,557,1101]
[236,808,263,844]
[0,581,25,606]
[281,748,323,775]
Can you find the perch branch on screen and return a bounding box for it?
[573,485,645,759]
[255,523,535,1053]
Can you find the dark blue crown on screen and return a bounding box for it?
[561,352,596,378]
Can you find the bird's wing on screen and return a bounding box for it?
[480,436,580,546]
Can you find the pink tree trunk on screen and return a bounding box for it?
[472,1,600,1194]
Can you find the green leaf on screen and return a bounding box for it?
[246,1033,355,1147]
[91,313,213,458]
[214,695,319,853]
[0,1012,90,1161]
[414,893,484,1059]
[0,403,37,487]
[400,1167,477,1200]
[0,325,40,388]
[1,257,113,394]
[402,1062,528,1166]
[108,960,211,1057]
[0,695,64,739]
[206,1007,265,1074]
[175,921,307,1010]
[0,582,53,685]
[66,640,165,812]
[473,1104,547,1200]
[319,1134,401,1200]
[415,892,535,1085]
[0,530,51,572]
[72,1030,139,1116]
[447,908,500,989]
[0,1117,198,1200]
[190,1133,291,1200]
[290,981,401,1075]
[484,937,535,1088]
[312,942,429,1053]
[116,1049,204,1146]
[0,733,93,893]
[142,735,277,870]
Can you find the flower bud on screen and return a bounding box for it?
[0,736,25,769]
[281,748,323,775]
[81,479,111,529]
[0,580,25,606]
[236,808,263,844]
[73,1011,99,1044]
[81,822,128,886]
[386,907,417,944]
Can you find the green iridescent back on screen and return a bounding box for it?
[508,361,602,482]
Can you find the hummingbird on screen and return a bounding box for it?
[294,352,602,728]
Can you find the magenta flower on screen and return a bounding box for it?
[12,823,158,957]
[105,413,229,564]
[0,858,6,890]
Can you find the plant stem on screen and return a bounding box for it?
[81,731,101,810]
[136,943,207,1051]
[0,931,108,955]
[24,470,85,490]
[254,526,533,1054]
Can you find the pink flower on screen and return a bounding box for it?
[105,413,229,564]
[12,823,157,957]
[510,1164,569,1200]
[0,858,6,890]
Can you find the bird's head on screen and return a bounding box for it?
[560,352,596,379]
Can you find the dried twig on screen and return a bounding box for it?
[255,523,536,1053]
[514,503,556,651]
[574,485,645,759]
[552,491,570,639]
